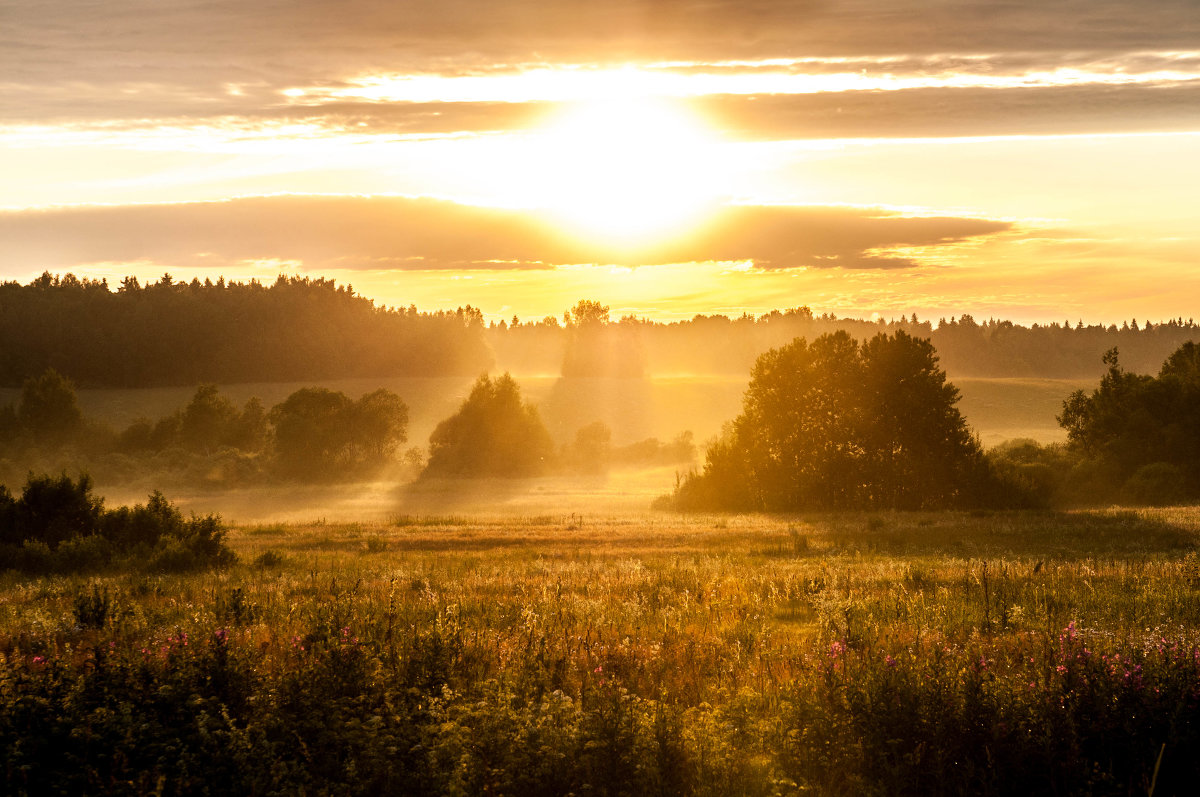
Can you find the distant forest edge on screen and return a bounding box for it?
[5,272,1200,387]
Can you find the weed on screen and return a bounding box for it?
[72,584,111,629]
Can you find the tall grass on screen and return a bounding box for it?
[2,509,1200,794]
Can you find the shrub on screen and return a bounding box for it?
[0,475,233,573]
[1122,462,1189,506]
[72,584,111,629]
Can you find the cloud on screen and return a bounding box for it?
[693,83,1200,141]
[6,1,1200,125]
[0,195,1012,274]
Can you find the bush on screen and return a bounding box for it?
[1122,462,1189,506]
[72,584,111,629]
[0,474,233,573]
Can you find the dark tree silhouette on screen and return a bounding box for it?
[422,374,555,478]
[0,272,491,387]
[1058,343,1200,503]
[667,331,983,511]
[180,384,242,454]
[269,387,408,480]
[17,368,83,439]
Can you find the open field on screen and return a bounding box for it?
[4,508,1200,794]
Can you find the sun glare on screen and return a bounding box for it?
[520,97,727,248]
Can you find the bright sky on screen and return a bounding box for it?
[3,1,1199,323]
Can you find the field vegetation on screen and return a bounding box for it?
[3,509,1200,794]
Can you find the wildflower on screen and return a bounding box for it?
[1056,665,1067,675]
[885,654,897,668]
[829,641,845,659]
[213,628,229,644]
[31,655,44,665]
[593,665,603,673]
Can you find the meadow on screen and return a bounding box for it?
[4,506,1200,794]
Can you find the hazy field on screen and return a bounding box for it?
[5,507,1200,793]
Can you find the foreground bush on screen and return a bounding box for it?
[0,473,233,573]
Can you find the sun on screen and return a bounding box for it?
[522,97,727,248]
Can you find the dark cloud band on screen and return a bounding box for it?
[0,195,1012,273]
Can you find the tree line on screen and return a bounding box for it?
[0,272,491,387]
[0,368,692,489]
[657,329,1200,512]
[1,274,1195,386]
[0,371,412,486]
[992,342,1200,507]
[488,303,1200,379]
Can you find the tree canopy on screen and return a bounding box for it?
[422,374,555,478]
[0,272,490,387]
[1057,343,1200,503]
[666,330,984,511]
[269,387,408,480]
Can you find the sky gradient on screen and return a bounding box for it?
[3,1,1198,323]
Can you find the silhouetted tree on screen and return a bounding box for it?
[859,331,981,507]
[180,384,241,453]
[17,368,83,438]
[667,331,984,511]
[1058,343,1200,502]
[0,272,492,387]
[346,388,409,466]
[422,374,554,478]
[269,387,408,480]
[0,472,103,549]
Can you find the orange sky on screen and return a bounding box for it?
[2,1,1199,324]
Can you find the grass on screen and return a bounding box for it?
[3,508,1200,794]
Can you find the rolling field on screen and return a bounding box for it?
[4,508,1200,794]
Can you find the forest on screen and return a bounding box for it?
[2,273,1198,387]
